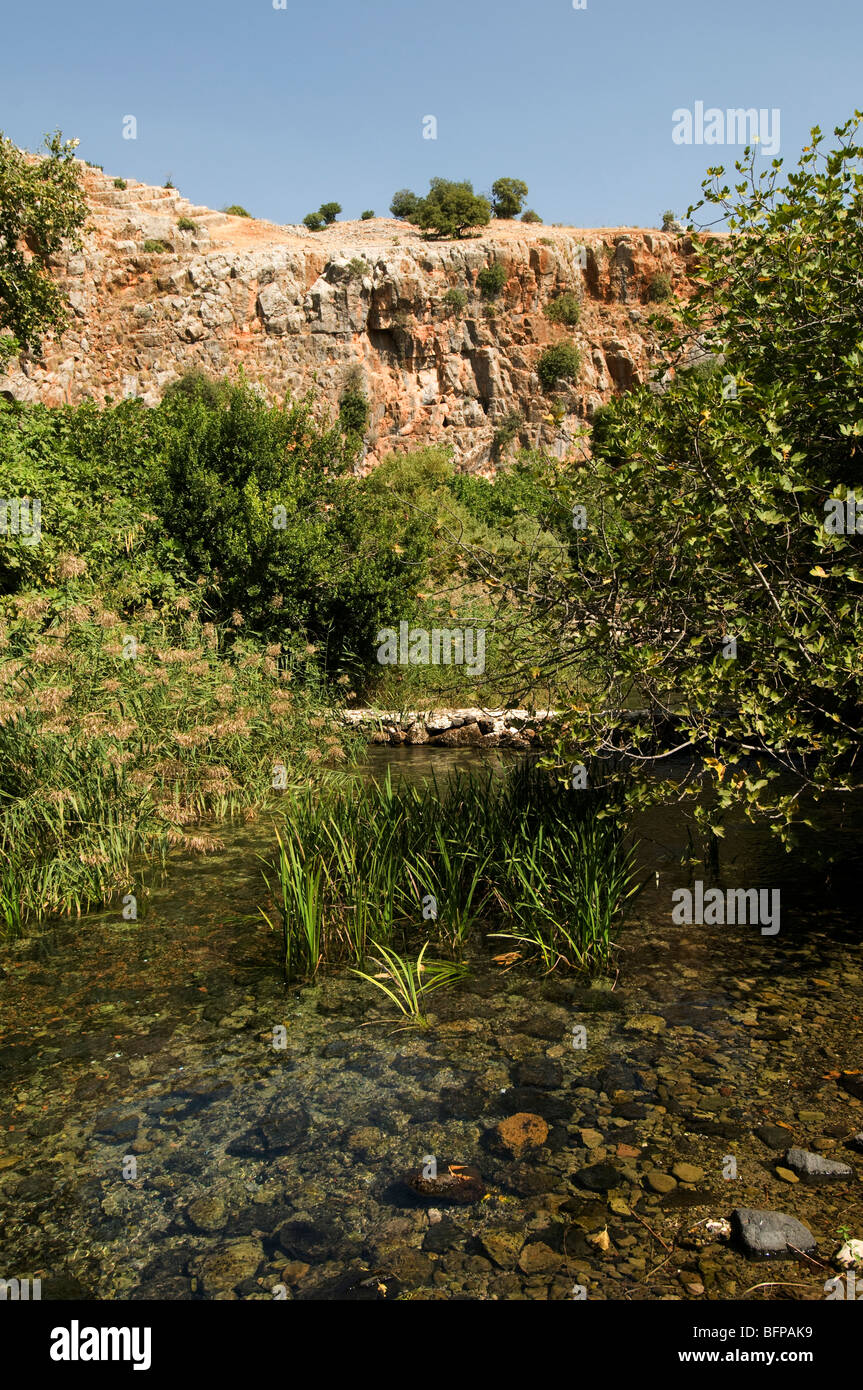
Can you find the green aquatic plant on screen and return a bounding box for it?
[351,942,468,1027]
[260,827,324,983]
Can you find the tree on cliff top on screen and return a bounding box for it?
[0,131,87,363]
[412,178,491,239]
[491,177,528,219]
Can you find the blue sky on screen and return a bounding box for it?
[2,0,859,228]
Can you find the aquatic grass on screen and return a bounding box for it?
[351,942,469,1028]
[262,757,639,980]
[260,827,324,982]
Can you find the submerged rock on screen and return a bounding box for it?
[731,1208,817,1259]
[405,1163,486,1205]
[490,1113,550,1159]
[783,1147,854,1183]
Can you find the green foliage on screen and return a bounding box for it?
[223,204,252,217]
[490,110,863,833]
[303,211,324,231]
[346,257,369,280]
[648,271,673,301]
[537,342,581,390]
[176,216,198,232]
[360,209,375,220]
[661,209,676,230]
[319,201,342,224]
[491,177,528,219]
[477,263,507,298]
[142,239,170,254]
[389,188,419,220]
[113,177,127,190]
[442,286,468,316]
[0,130,87,360]
[262,763,635,984]
[491,411,524,459]
[543,292,581,326]
[411,178,491,239]
[338,370,370,437]
[163,176,175,189]
[521,209,543,224]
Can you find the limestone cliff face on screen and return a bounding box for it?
[0,164,700,469]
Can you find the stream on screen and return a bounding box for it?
[0,747,861,1301]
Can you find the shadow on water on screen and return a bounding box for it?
[0,747,861,1301]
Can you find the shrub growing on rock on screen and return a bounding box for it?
[543,292,581,326]
[319,201,342,224]
[223,204,252,217]
[303,211,325,231]
[477,263,507,299]
[537,342,581,391]
[360,209,375,220]
[443,287,468,316]
[648,271,673,302]
[521,209,542,223]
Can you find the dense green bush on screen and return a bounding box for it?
[648,271,673,301]
[224,204,252,217]
[303,211,324,231]
[537,342,581,390]
[177,216,198,232]
[360,209,375,220]
[521,209,542,224]
[442,286,468,316]
[319,201,342,224]
[113,177,127,190]
[477,263,507,298]
[543,292,581,326]
[142,238,170,254]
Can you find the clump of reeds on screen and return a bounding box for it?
[261,761,638,990]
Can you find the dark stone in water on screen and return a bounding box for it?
[276,1217,342,1262]
[849,1133,863,1155]
[575,1162,624,1192]
[225,1202,293,1237]
[687,1117,744,1140]
[496,1087,570,1122]
[839,1074,863,1102]
[296,1269,401,1301]
[731,1207,816,1260]
[129,1276,194,1300]
[438,1084,491,1120]
[93,1110,140,1143]
[422,1218,466,1253]
[516,1015,568,1041]
[226,1105,309,1158]
[321,1040,351,1058]
[613,1102,647,1120]
[498,1164,560,1197]
[405,1163,485,1205]
[754,1124,793,1150]
[41,1275,94,1300]
[660,1189,710,1211]
[598,1064,644,1095]
[513,1058,563,1090]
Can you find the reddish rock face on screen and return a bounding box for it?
[2,163,702,470]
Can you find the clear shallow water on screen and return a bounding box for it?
[0,749,861,1301]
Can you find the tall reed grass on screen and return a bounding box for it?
[261,761,638,986]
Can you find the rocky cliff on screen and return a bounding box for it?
[0,164,700,469]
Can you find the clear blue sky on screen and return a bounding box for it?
[1,0,859,228]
